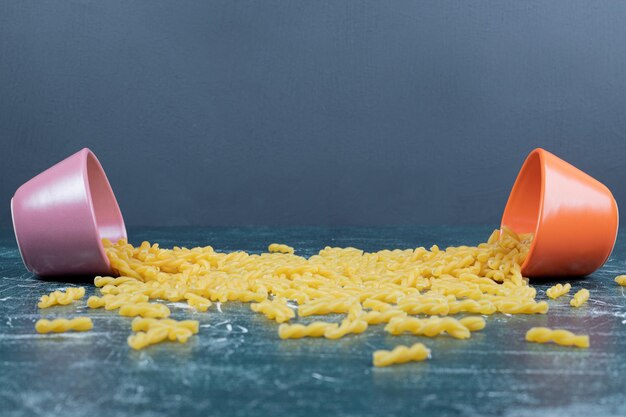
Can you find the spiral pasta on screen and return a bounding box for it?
[38,287,85,308]
[250,298,295,323]
[525,327,589,348]
[184,293,212,312]
[570,289,589,307]
[614,275,626,286]
[98,228,540,351]
[278,321,335,339]
[35,317,93,333]
[87,293,149,310]
[324,318,368,339]
[458,316,486,332]
[373,343,431,367]
[268,243,295,254]
[384,316,467,339]
[118,302,171,318]
[546,283,571,299]
[128,327,170,350]
[130,317,199,345]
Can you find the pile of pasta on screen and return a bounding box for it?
[98,228,542,358]
[35,227,603,365]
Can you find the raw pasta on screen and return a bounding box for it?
[38,287,85,308]
[525,327,589,348]
[278,321,336,339]
[268,243,295,254]
[35,317,93,333]
[44,227,537,353]
[184,293,212,312]
[615,275,626,286]
[385,316,474,339]
[118,302,171,318]
[570,289,590,307]
[250,298,295,323]
[546,283,571,299]
[373,343,431,367]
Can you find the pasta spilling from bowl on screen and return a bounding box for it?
[34,227,594,362]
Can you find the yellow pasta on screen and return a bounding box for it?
[250,298,294,323]
[373,343,430,367]
[458,316,486,332]
[35,317,93,333]
[184,293,212,312]
[323,318,368,339]
[362,309,407,325]
[128,327,170,350]
[118,302,171,318]
[614,275,626,286]
[87,293,149,310]
[570,289,590,307]
[98,228,540,351]
[494,299,548,314]
[546,283,571,299]
[130,317,199,344]
[525,327,589,348]
[268,243,295,254]
[384,316,472,339]
[38,287,85,308]
[278,321,336,339]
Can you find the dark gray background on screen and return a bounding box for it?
[1,0,625,228]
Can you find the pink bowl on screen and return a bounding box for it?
[11,148,127,276]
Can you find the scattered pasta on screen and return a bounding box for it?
[35,228,558,358]
[35,317,93,334]
[615,275,626,286]
[525,327,589,348]
[38,287,85,308]
[546,283,571,299]
[373,343,431,367]
[570,289,590,308]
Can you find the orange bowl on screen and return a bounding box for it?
[501,148,619,277]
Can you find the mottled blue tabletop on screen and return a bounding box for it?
[1,226,624,417]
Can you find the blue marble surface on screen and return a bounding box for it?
[0,226,625,417]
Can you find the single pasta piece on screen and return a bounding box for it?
[373,343,431,367]
[118,302,171,318]
[278,321,335,339]
[494,299,549,314]
[87,293,149,310]
[184,293,212,312]
[268,243,295,254]
[458,316,486,332]
[362,309,406,325]
[38,287,85,308]
[131,317,199,334]
[385,316,471,339]
[35,317,93,334]
[298,298,358,317]
[324,318,368,339]
[128,327,169,350]
[94,276,140,288]
[546,283,571,299]
[570,289,590,307]
[250,298,295,323]
[615,275,626,286]
[525,327,589,348]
